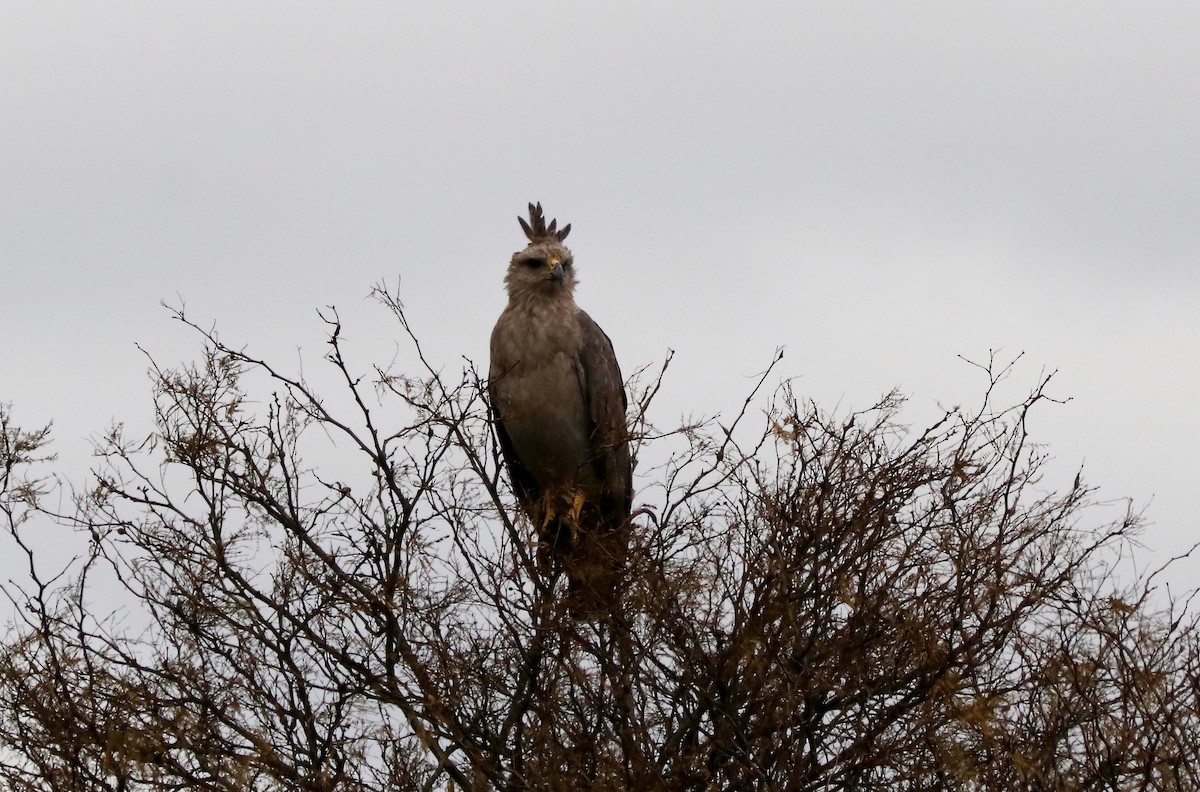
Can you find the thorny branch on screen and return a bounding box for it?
[2,293,1198,791]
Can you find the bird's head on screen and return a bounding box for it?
[505,202,577,300]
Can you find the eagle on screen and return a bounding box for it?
[489,202,632,616]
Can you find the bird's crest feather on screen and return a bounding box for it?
[519,202,571,243]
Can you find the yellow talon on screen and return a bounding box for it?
[570,491,586,523]
[539,501,557,531]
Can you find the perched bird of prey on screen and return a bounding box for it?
[489,203,632,616]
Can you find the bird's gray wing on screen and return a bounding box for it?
[574,311,632,519]
[488,377,540,509]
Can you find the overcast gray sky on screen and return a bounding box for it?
[2,3,1198,590]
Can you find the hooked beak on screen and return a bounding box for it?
[549,260,564,282]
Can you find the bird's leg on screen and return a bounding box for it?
[535,495,570,559]
[539,501,558,532]
[569,491,586,524]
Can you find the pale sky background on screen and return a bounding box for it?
[2,3,1198,595]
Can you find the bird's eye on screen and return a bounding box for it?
[562,259,573,269]
[524,258,545,269]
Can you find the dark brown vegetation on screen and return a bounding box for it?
[2,289,1198,790]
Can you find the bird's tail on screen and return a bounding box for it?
[560,517,630,620]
